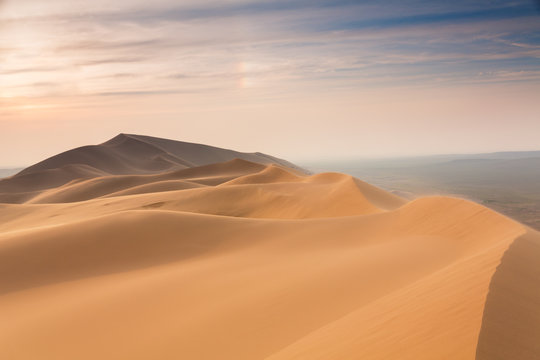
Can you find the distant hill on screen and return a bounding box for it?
[0,134,306,195]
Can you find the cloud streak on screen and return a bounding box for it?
[1,0,539,99]
[1,66,65,75]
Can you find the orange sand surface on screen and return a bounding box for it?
[0,135,538,359]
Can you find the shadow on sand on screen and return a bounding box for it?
[476,230,540,359]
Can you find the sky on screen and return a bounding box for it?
[1,0,539,166]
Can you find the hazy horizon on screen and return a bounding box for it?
[2,132,540,169]
[1,0,539,166]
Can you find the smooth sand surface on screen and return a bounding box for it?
[0,138,538,360]
[0,134,305,198]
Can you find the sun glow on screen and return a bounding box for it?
[236,61,260,89]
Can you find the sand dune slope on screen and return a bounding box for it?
[26,159,265,204]
[0,147,538,359]
[476,230,540,359]
[0,134,305,198]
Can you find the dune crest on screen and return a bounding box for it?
[0,134,305,199]
[0,135,538,360]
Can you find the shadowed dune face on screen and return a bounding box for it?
[0,136,538,360]
[476,231,540,360]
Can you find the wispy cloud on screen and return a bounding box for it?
[56,39,163,52]
[95,89,198,97]
[75,57,147,66]
[1,0,539,99]
[321,3,538,31]
[1,66,64,75]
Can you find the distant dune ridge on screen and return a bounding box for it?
[0,135,538,359]
[0,133,305,199]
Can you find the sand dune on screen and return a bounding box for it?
[26,159,264,204]
[0,136,538,360]
[0,134,304,198]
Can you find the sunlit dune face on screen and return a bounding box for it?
[0,142,536,359]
